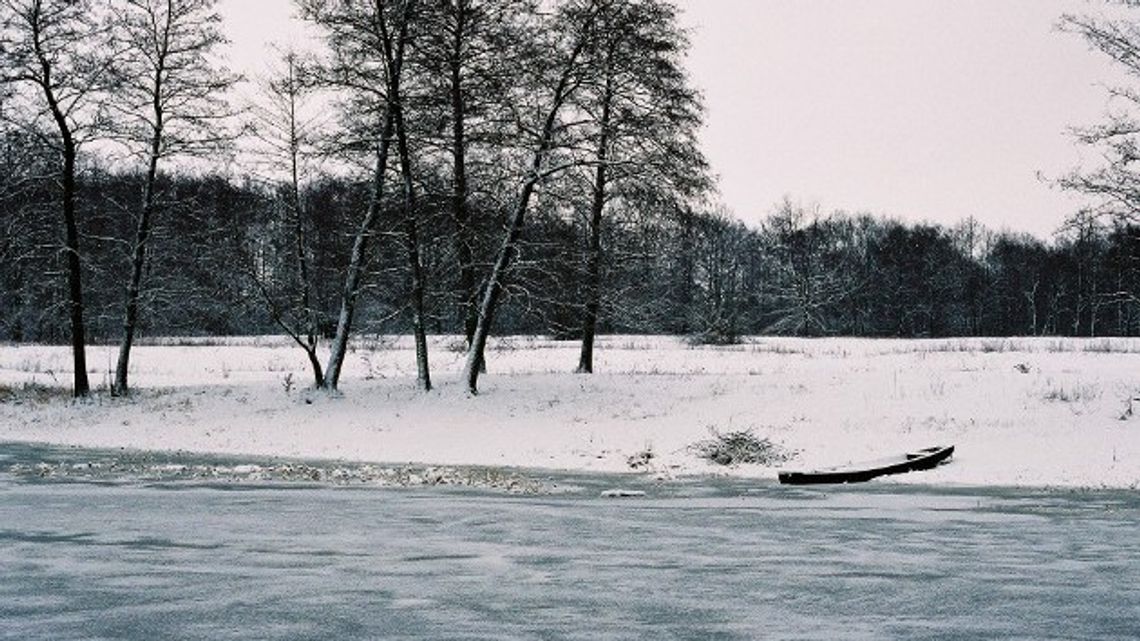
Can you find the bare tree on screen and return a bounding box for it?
[759,206,859,337]
[1,0,119,397]
[415,0,536,348]
[109,0,236,395]
[246,48,327,387]
[461,0,600,394]
[0,110,57,342]
[571,0,706,373]
[299,0,431,391]
[1060,4,1140,220]
[386,0,433,392]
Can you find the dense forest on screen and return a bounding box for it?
[6,163,1140,344]
[3,0,1140,397]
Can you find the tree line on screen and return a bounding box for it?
[693,204,1140,342]
[6,162,1140,350]
[3,0,1140,399]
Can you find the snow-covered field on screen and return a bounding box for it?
[2,335,1139,489]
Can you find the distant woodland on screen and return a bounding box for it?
[6,167,1140,342]
[3,0,1140,397]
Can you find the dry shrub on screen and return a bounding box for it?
[689,428,797,466]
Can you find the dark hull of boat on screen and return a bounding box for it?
[777,445,955,485]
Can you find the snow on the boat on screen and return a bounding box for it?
[1,335,1138,489]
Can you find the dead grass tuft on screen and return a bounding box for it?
[0,381,72,404]
[1041,382,1102,403]
[689,428,798,466]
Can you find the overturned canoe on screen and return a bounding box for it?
[777,445,955,485]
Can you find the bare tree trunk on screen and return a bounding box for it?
[107,0,235,394]
[576,66,612,375]
[393,97,432,391]
[675,206,695,334]
[291,146,324,388]
[576,226,602,372]
[462,177,538,393]
[445,5,486,374]
[19,0,97,398]
[453,129,479,347]
[381,0,431,391]
[402,201,432,391]
[61,142,90,397]
[302,347,323,386]
[114,133,161,396]
[284,58,323,388]
[323,112,395,390]
[42,77,90,397]
[463,32,588,393]
[1024,279,1039,336]
[446,4,478,346]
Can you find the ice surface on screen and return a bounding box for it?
[0,477,1137,640]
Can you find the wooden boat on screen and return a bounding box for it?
[777,445,955,485]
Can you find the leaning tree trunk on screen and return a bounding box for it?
[462,176,540,394]
[323,112,395,390]
[462,18,590,394]
[114,136,161,396]
[463,96,571,392]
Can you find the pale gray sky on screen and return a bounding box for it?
[219,0,1122,238]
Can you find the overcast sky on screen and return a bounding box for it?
[219,0,1123,239]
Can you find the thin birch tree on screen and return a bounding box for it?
[109,0,236,395]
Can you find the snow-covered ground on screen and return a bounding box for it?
[2,335,1139,489]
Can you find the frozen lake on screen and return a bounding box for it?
[1,444,1138,640]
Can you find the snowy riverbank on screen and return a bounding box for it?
[2,336,1139,489]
